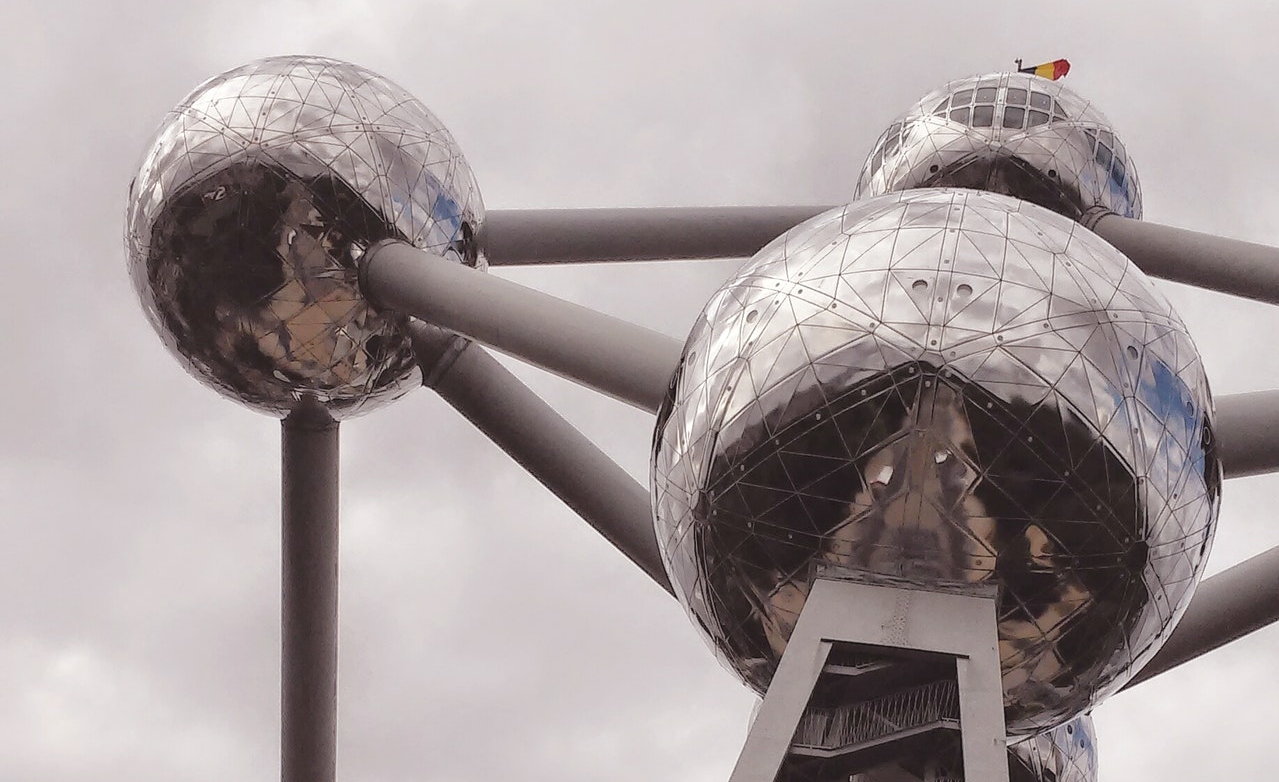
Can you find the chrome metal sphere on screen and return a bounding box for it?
[1009,715,1097,782]
[126,55,484,418]
[854,73,1141,221]
[652,189,1220,733]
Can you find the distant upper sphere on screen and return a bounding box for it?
[854,72,1142,221]
[126,55,484,418]
[652,189,1220,734]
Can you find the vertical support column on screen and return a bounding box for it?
[281,396,340,782]
[729,638,834,782]
[728,576,1009,782]
[951,595,1007,782]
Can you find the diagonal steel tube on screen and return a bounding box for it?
[1213,389,1279,479]
[408,321,673,594]
[1122,543,1279,689]
[361,241,683,413]
[1085,209,1279,306]
[481,206,829,265]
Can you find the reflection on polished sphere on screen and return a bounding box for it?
[126,55,483,418]
[1009,715,1097,782]
[652,189,1220,733]
[854,73,1141,221]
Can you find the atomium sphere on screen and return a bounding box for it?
[853,72,1141,221]
[652,189,1220,734]
[1009,715,1097,782]
[126,55,484,418]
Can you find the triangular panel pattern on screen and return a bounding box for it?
[853,71,1144,223]
[651,188,1221,738]
[126,55,485,418]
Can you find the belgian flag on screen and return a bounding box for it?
[1018,58,1071,80]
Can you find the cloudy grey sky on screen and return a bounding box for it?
[3,1,1278,780]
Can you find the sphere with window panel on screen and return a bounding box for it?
[854,72,1141,221]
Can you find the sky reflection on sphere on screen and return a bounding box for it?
[652,189,1220,734]
[126,55,483,418]
[1009,715,1098,782]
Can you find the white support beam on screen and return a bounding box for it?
[731,576,1007,782]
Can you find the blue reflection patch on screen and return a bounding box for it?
[1141,359,1201,457]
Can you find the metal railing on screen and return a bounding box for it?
[792,679,960,752]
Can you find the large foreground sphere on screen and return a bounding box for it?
[854,72,1141,221]
[652,189,1220,733]
[126,55,483,418]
